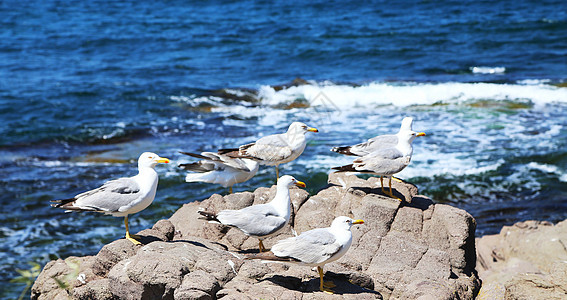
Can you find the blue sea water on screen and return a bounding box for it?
[1,0,567,297]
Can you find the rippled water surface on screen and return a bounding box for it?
[1,0,567,298]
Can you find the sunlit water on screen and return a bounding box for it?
[1,0,566,298]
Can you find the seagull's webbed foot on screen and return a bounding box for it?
[385,190,402,201]
[317,266,334,294]
[391,176,403,183]
[125,232,142,245]
[124,215,142,245]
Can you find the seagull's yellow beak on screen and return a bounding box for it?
[352,219,364,225]
[157,157,170,164]
[417,132,426,137]
[295,180,306,188]
[307,127,318,132]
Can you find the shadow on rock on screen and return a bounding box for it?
[404,195,434,211]
[302,273,383,297]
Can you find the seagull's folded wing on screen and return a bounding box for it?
[271,228,342,265]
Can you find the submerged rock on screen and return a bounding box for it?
[32,173,480,299]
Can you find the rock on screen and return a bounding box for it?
[31,256,97,300]
[32,173,480,299]
[476,220,567,299]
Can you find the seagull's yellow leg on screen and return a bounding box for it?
[275,165,279,181]
[258,240,266,252]
[318,266,334,294]
[386,177,402,201]
[229,186,233,194]
[124,215,141,245]
[380,176,386,193]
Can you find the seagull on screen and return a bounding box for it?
[331,116,414,156]
[198,175,306,252]
[245,216,364,294]
[218,122,318,179]
[51,152,170,245]
[332,129,425,199]
[178,151,259,194]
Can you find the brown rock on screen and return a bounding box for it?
[33,173,480,300]
[476,220,567,299]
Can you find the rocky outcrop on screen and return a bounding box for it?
[32,173,480,299]
[476,220,567,300]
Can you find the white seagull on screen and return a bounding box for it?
[178,151,259,194]
[246,216,364,294]
[331,116,415,156]
[332,128,425,199]
[218,122,318,179]
[51,152,170,245]
[198,175,306,252]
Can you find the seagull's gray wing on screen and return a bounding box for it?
[179,160,219,173]
[353,149,411,175]
[333,135,398,156]
[74,177,142,213]
[364,135,398,151]
[241,133,292,162]
[216,203,287,237]
[180,151,252,172]
[271,228,341,265]
[215,154,255,172]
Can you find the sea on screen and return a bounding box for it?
[1,0,566,298]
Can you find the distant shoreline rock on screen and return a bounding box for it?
[476,220,567,299]
[36,172,543,299]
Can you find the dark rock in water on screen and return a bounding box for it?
[32,173,481,299]
[476,220,567,299]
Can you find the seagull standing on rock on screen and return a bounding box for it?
[218,122,318,179]
[198,175,306,252]
[245,216,364,294]
[332,126,425,200]
[51,152,170,245]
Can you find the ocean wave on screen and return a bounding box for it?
[257,81,567,108]
[166,81,567,112]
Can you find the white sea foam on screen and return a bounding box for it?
[527,162,566,178]
[470,66,506,74]
[257,82,567,109]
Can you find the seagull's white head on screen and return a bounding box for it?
[331,216,365,231]
[287,122,318,135]
[399,117,414,131]
[277,175,306,189]
[138,152,170,169]
[399,129,426,145]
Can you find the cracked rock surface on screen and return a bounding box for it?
[476,220,567,299]
[32,173,480,299]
